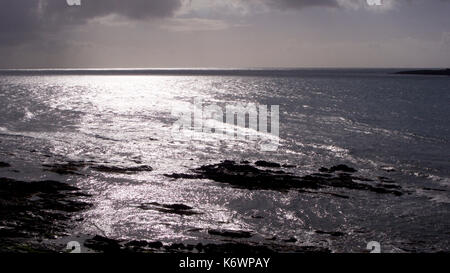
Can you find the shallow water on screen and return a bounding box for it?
[0,69,449,252]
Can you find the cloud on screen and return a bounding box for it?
[43,0,183,22]
[263,0,403,11]
[0,0,183,45]
[0,0,437,47]
[263,0,339,10]
[160,18,233,32]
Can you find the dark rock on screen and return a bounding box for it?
[283,237,298,243]
[422,187,446,192]
[315,230,345,237]
[164,173,198,179]
[0,177,90,249]
[165,243,185,251]
[208,229,252,238]
[255,161,281,168]
[92,165,153,174]
[0,162,11,168]
[147,241,164,249]
[165,161,402,196]
[125,240,148,248]
[43,161,153,175]
[81,235,331,254]
[329,165,357,173]
[185,244,195,251]
[124,240,164,249]
[195,243,204,251]
[84,235,121,253]
[138,202,200,216]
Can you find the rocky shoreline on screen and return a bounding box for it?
[0,177,90,253]
[0,159,404,253]
[165,160,403,197]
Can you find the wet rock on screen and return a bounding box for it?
[125,240,148,248]
[84,235,121,253]
[0,177,91,250]
[208,229,253,239]
[283,237,298,243]
[164,173,198,179]
[124,240,164,250]
[422,187,446,192]
[315,230,345,237]
[165,161,403,196]
[138,202,200,216]
[255,161,281,168]
[43,161,153,175]
[148,241,164,249]
[0,162,11,168]
[320,165,357,173]
[165,243,185,251]
[82,235,331,254]
[92,165,153,174]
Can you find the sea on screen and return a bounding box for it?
[0,68,448,252]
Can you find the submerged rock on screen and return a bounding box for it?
[208,229,253,239]
[320,164,357,173]
[315,230,345,237]
[91,165,153,174]
[138,202,200,216]
[255,161,281,168]
[43,161,153,175]
[165,161,402,196]
[0,162,11,168]
[283,237,298,243]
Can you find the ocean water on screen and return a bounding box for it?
[0,69,449,252]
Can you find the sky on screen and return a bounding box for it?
[0,0,449,68]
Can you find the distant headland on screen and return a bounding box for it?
[395,69,450,76]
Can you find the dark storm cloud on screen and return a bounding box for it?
[0,0,183,45]
[0,1,41,45]
[44,0,183,21]
[263,0,339,10]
